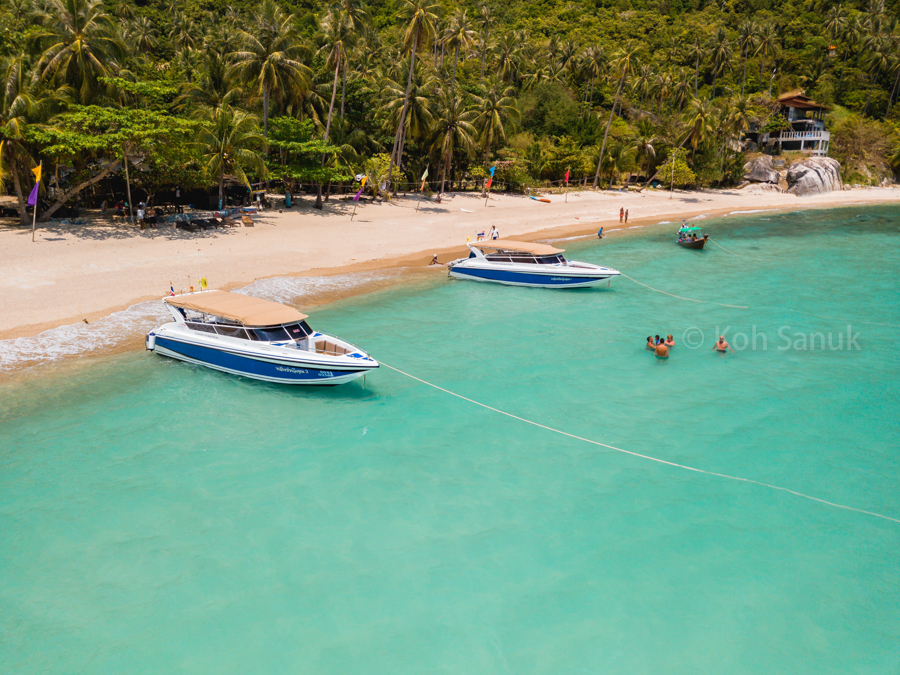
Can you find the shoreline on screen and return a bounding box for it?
[2,188,899,347]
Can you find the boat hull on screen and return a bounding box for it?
[148,334,376,385]
[677,236,708,250]
[448,265,617,288]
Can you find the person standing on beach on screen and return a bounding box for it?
[619,208,624,223]
[100,199,107,216]
[489,225,499,240]
[625,209,629,223]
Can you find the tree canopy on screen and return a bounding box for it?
[1,0,899,223]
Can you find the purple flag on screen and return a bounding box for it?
[27,181,39,206]
[353,187,364,201]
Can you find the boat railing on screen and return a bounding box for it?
[314,333,368,357]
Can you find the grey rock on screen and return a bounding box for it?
[786,157,843,197]
[740,182,784,194]
[743,155,779,184]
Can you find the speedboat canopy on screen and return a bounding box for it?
[164,290,308,327]
[468,239,564,255]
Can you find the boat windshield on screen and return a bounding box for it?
[536,255,565,264]
[484,253,566,265]
[247,320,313,342]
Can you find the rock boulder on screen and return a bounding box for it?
[740,182,784,194]
[743,156,779,184]
[786,157,843,197]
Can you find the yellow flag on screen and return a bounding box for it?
[199,277,208,290]
[32,164,42,183]
[360,176,367,188]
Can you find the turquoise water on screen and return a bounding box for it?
[2,205,899,673]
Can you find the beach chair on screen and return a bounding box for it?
[241,215,254,227]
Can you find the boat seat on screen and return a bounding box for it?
[316,340,348,356]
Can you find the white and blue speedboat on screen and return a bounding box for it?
[447,239,620,288]
[146,290,378,385]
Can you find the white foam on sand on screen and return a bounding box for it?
[0,270,400,372]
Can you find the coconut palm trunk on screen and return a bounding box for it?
[387,35,418,192]
[451,44,460,90]
[341,60,347,121]
[741,49,748,96]
[694,52,700,94]
[263,86,269,137]
[887,67,900,116]
[592,73,626,189]
[8,147,29,226]
[480,38,486,79]
[317,56,341,208]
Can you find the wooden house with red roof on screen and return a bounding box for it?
[773,90,830,156]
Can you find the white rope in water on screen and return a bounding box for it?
[380,362,900,525]
[708,237,766,260]
[620,272,899,328]
[619,273,750,309]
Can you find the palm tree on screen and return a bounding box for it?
[600,142,635,186]
[193,105,268,210]
[737,19,759,96]
[632,64,654,112]
[170,12,196,53]
[755,22,779,81]
[631,117,657,181]
[706,26,733,99]
[686,38,704,95]
[444,9,475,92]
[177,49,242,110]
[129,16,157,54]
[430,89,476,193]
[592,43,640,189]
[580,46,605,116]
[387,0,440,190]
[329,0,368,119]
[495,31,521,84]
[318,9,354,144]
[380,62,438,167]
[838,15,867,90]
[34,0,126,104]
[229,0,309,138]
[684,96,716,158]
[823,4,847,45]
[471,80,518,163]
[0,57,55,224]
[653,71,672,115]
[477,3,494,80]
[862,35,891,114]
[672,67,692,113]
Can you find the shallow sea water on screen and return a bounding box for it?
[2,205,899,673]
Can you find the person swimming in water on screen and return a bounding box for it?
[655,341,669,358]
[646,336,656,350]
[665,334,675,347]
[713,335,734,353]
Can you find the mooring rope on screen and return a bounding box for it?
[708,237,766,260]
[618,273,750,309]
[619,273,899,328]
[380,361,899,525]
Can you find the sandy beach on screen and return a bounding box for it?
[2,186,899,341]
